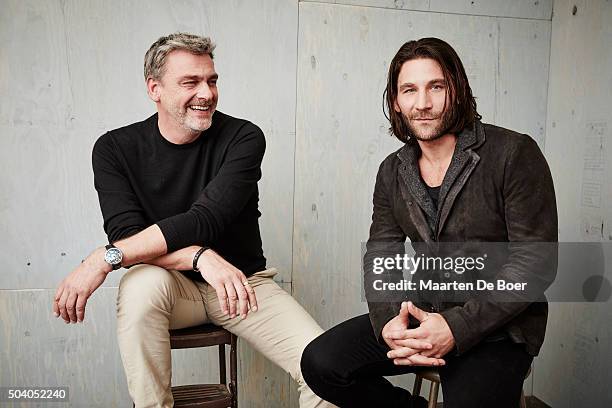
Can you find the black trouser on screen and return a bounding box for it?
[301,314,533,408]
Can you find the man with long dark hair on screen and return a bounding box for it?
[301,38,557,407]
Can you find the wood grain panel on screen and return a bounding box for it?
[536,0,612,406]
[0,0,73,128]
[294,1,499,330]
[0,288,130,407]
[496,18,551,148]
[429,0,553,20]
[0,125,109,289]
[300,0,553,20]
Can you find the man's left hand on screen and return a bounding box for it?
[52,247,111,323]
[385,301,455,365]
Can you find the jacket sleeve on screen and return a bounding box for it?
[92,133,148,243]
[156,123,265,252]
[440,134,558,355]
[364,157,407,343]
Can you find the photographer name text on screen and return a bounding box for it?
[372,279,527,291]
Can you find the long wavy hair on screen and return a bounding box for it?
[384,38,481,143]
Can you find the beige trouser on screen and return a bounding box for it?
[116,264,336,408]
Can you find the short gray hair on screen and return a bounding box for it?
[144,32,216,81]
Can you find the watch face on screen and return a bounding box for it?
[104,247,123,265]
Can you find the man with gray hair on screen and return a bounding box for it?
[52,32,334,408]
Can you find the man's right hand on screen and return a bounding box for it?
[53,247,111,323]
[382,302,445,366]
[197,248,258,319]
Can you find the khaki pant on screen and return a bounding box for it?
[116,264,335,408]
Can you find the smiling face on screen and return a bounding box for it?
[147,50,218,138]
[393,58,451,142]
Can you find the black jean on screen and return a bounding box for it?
[301,314,533,408]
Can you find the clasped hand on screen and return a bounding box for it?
[382,301,455,366]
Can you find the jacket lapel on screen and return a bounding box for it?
[397,139,437,234]
[437,122,485,236]
[396,121,486,239]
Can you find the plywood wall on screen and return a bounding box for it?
[538,0,612,406]
[1,1,298,406]
[9,0,606,406]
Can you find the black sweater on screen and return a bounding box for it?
[92,111,267,279]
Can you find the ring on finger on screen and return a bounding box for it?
[242,281,250,286]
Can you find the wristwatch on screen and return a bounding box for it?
[104,244,123,270]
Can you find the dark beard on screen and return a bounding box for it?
[404,111,450,142]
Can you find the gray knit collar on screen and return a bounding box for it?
[396,121,486,232]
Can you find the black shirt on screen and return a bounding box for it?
[425,183,441,210]
[92,111,267,280]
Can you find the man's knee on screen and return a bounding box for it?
[301,333,340,387]
[117,264,176,319]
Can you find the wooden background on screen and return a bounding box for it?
[1,0,610,406]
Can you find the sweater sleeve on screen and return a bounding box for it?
[156,123,265,252]
[92,133,148,243]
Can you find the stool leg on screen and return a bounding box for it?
[413,374,423,397]
[230,334,238,408]
[219,344,226,385]
[428,381,439,408]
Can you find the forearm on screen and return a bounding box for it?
[112,224,168,268]
[102,222,213,273]
[145,245,202,271]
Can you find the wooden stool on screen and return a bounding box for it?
[412,366,531,408]
[413,369,441,408]
[169,324,238,408]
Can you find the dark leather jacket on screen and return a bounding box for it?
[365,120,558,357]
